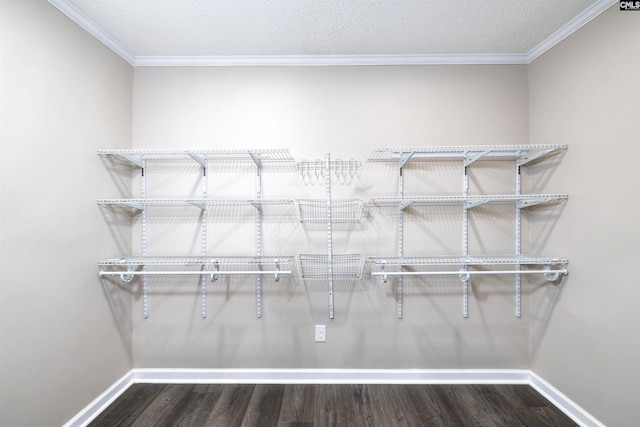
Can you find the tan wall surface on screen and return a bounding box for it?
[129,65,537,370]
[4,2,633,425]
[0,1,133,425]
[528,5,640,426]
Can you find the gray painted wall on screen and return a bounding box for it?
[0,1,133,425]
[528,6,640,427]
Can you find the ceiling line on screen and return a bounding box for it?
[48,0,136,65]
[134,53,529,67]
[47,0,616,67]
[527,0,616,63]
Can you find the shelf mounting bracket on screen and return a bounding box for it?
[398,151,415,169]
[187,152,207,169]
[464,149,492,167]
[464,198,489,209]
[399,200,414,210]
[517,147,562,166]
[248,151,263,171]
[116,153,144,168]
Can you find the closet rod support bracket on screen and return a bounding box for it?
[543,264,564,281]
[119,268,134,283]
[380,262,388,283]
[274,260,280,282]
[210,262,219,282]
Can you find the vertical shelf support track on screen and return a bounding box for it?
[461,154,470,318]
[200,157,208,318]
[515,154,522,318]
[325,153,334,319]
[187,152,210,318]
[141,160,149,318]
[251,152,264,318]
[396,152,414,319]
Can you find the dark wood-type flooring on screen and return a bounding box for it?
[89,383,577,427]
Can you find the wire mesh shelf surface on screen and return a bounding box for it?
[367,145,567,164]
[99,255,293,267]
[98,198,295,210]
[368,194,567,209]
[297,253,365,280]
[98,148,294,166]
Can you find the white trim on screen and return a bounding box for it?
[47,0,136,65]
[132,368,530,384]
[62,371,134,427]
[527,0,617,63]
[134,53,528,67]
[529,372,606,427]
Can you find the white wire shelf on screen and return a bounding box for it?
[296,253,365,280]
[98,255,292,267]
[98,256,293,282]
[369,255,568,284]
[297,199,364,224]
[98,148,294,168]
[369,255,568,267]
[368,145,567,166]
[368,194,567,209]
[98,198,295,212]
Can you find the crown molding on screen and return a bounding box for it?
[134,53,528,67]
[49,0,616,67]
[527,0,617,63]
[47,0,136,65]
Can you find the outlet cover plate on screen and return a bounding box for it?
[315,325,326,342]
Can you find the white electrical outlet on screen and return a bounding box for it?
[315,325,326,342]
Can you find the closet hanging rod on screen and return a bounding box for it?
[373,268,567,282]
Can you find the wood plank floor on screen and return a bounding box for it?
[89,383,577,427]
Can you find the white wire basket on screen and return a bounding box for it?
[296,253,365,280]
[297,199,364,224]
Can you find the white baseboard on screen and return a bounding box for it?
[66,368,603,427]
[132,368,530,385]
[529,372,605,427]
[63,370,134,427]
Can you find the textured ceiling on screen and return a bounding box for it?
[50,0,613,65]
